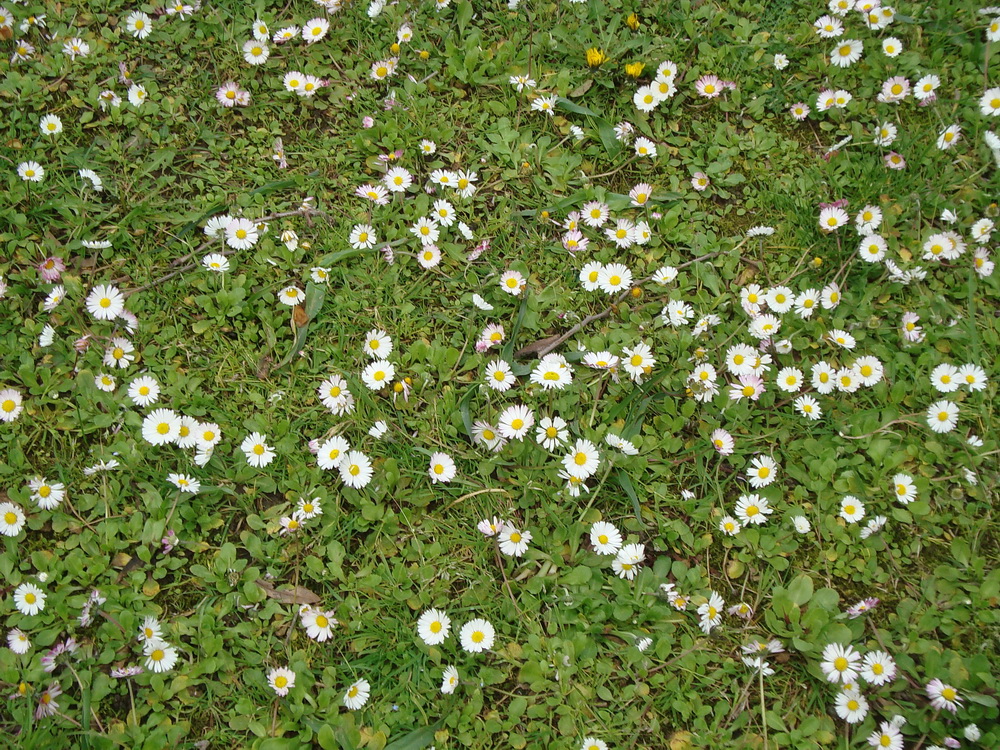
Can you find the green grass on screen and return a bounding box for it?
[0,0,999,748]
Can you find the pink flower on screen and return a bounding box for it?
[216,82,250,108]
[884,151,906,170]
[37,256,65,282]
[362,116,375,128]
[695,74,723,98]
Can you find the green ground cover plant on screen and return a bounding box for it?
[0,0,997,748]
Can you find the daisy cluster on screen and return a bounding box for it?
[0,0,998,747]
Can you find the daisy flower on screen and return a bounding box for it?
[926,679,961,713]
[535,416,568,451]
[340,451,374,489]
[0,503,26,537]
[29,477,65,510]
[794,395,822,420]
[711,428,735,455]
[361,360,395,390]
[835,691,868,724]
[821,642,862,683]
[384,167,412,192]
[459,619,495,653]
[598,263,632,294]
[530,354,573,390]
[746,455,777,488]
[363,330,392,359]
[613,543,645,580]
[719,516,741,536]
[441,665,459,694]
[241,432,275,467]
[695,74,723,98]
[167,473,200,494]
[589,522,622,555]
[698,591,724,634]
[830,39,863,67]
[927,400,959,433]
[499,270,526,295]
[125,11,152,39]
[7,628,30,654]
[268,667,296,696]
[840,496,865,523]
[579,262,604,291]
[343,679,370,710]
[302,17,329,44]
[861,651,896,686]
[562,439,600,480]
[819,207,849,232]
[735,494,771,525]
[0,389,24,423]
[937,125,961,150]
[530,94,558,115]
[417,609,451,645]
[301,607,337,642]
[634,137,657,158]
[39,114,62,136]
[13,583,46,616]
[498,404,534,440]
[498,526,532,557]
[85,284,125,321]
[621,341,655,382]
[980,88,1000,117]
[484,360,516,392]
[958,363,987,391]
[428,452,456,483]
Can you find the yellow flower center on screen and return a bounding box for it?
[942,687,956,701]
[430,621,442,633]
[510,532,521,543]
[574,452,587,466]
[834,657,848,671]
[253,444,265,455]
[757,467,770,478]
[704,84,715,94]
[839,45,852,57]
[746,505,759,517]
[471,631,484,643]
[157,423,170,435]
[316,615,329,628]
[349,465,360,476]
[433,464,444,474]
[236,229,247,239]
[4,512,16,524]
[742,385,755,397]
[543,372,559,381]
[891,84,902,95]
[274,676,287,688]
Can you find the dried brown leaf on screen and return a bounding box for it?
[255,579,321,605]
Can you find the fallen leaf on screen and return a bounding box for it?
[292,304,308,328]
[514,334,562,359]
[255,579,321,605]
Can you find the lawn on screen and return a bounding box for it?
[0,0,998,748]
